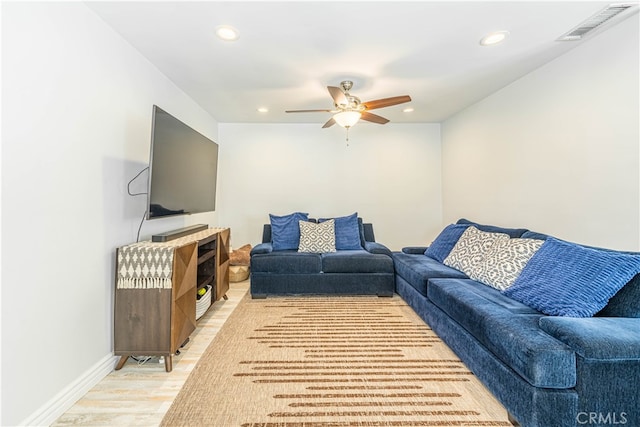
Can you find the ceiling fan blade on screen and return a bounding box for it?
[328,86,348,106]
[362,95,412,110]
[361,111,389,125]
[322,117,336,128]
[286,109,333,113]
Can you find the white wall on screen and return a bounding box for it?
[217,123,442,251]
[441,15,640,250]
[1,3,220,425]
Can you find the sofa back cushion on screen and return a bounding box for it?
[362,221,375,243]
[456,218,528,238]
[520,230,550,240]
[597,273,640,317]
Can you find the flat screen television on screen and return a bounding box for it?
[147,105,219,219]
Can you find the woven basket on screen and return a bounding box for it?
[195,285,212,320]
[229,265,250,282]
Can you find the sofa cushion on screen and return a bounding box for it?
[443,226,509,277]
[298,219,336,253]
[403,246,429,255]
[321,250,394,273]
[427,278,576,389]
[597,273,640,317]
[392,252,467,297]
[438,277,540,315]
[251,242,273,255]
[424,223,469,262]
[539,316,640,359]
[472,238,544,291]
[504,237,640,317]
[520,230,549,240]
[270,212,309,251]
[456,218,528,238]
[251,251,322,274]
[363,241,393,256]
[319,212,363,250]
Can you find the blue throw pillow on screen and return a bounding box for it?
[319,212,362,250]
[424,224,469,262]
[504,237,640,317]
[269,212,309,251]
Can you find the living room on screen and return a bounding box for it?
[2,1,639,425]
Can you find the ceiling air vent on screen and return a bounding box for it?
[557,3,635,41]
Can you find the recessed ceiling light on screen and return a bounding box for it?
[257,107,269,113]
[479,30,509,46]
[216,25,239,41]
[403,107,414,113]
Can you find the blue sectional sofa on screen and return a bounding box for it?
[393,219,640,427]
[250,213,394,298]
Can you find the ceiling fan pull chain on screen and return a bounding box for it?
[346,127,350,146]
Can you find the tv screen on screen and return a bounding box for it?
[147,105,219,219]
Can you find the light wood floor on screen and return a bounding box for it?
[52,280,250,426]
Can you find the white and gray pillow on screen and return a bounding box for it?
[444,226,509,277]
[472,238,544,291]
[298,219,336,253]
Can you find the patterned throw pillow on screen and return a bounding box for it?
[443,226,509,277]
[472,238,544,291]
[298,219,336,253]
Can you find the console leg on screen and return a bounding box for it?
[164,355,173,372]
[508,413,520,426]
[115,355,129,370]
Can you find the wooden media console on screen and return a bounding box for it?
[113,227,230,372]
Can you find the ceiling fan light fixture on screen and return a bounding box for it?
[333,111,361,128]
[215,25,239,41]
[480,30,509,46]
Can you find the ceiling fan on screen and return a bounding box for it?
[286,80,412,129]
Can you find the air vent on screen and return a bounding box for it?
[557,3,635,41]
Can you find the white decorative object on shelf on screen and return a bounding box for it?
[196,285,212,320]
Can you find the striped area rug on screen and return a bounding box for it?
[161,294,511,426]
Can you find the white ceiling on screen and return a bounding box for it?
[86,1,638,125]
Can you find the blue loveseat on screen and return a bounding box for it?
[393,219,640,427]
[250,213,394,298]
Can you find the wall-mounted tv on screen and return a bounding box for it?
[147,105,219,219]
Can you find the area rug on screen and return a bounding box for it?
[161,294,511,426]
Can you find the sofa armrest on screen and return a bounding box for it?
[402,246,428,254]
[364,241,392,257]
[250,242,273,255]
[539,317,640,360]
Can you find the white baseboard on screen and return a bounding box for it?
[19,353,117,426]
